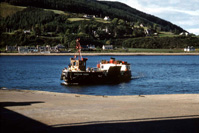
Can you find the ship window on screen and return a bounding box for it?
[101,66,104,68]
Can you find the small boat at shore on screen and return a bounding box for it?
[61,38,131,85]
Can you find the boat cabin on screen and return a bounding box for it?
[70,58,87,71]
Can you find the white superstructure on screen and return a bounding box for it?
[97,58,131,72]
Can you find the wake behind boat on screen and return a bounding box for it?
[61,38,131,85]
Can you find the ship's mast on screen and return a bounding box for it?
[75,38,82,60]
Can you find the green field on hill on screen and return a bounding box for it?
[0,2,26,17]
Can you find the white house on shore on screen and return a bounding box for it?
[184,46,195,52]
[102,45,113,50]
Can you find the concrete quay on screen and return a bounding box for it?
[0,89,199,133]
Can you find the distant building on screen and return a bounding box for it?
[184,46,195,52]
[88,44,96,51]
[102,45,113,50]
[23,30,31,34]
[144,28,157,36]
[81,45,96,51]
[102,27,109,33]
[18,46,38,53]
[37,45,50,53]
[83,14,95,19]
[51,44,66,52]
[6,45,18,52]
[144,29,151,36]
[104,16,110,21]
[81,45,89,51]
[140,24,144,27]
[180,32,189,36]
[154,33,158,36]
[18,46,28,53]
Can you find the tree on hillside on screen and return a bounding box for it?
[132,28,145,37]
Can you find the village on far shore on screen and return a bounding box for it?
[4,44,197,54]
[4,44,116,53]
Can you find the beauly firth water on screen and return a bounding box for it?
[0,55,199,96]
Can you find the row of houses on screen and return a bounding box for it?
[5,44,114,53]
[184,46,195,52]
[5,45,197,53]
[5,44,66,53]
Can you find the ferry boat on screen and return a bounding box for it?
[61,38,131,85]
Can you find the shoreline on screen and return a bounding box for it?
[1,52,199,56]
[1,89,199,132]
[1,88,199,96]
[1,88,199,97]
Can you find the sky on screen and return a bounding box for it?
[100,0,199,35]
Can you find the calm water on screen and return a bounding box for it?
[0,55,199,95]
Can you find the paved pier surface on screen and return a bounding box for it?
[0,89,199,133]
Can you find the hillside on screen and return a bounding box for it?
[1,0,185,33]
[1,0,198,50]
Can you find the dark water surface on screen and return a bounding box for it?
[0,55,199,95]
